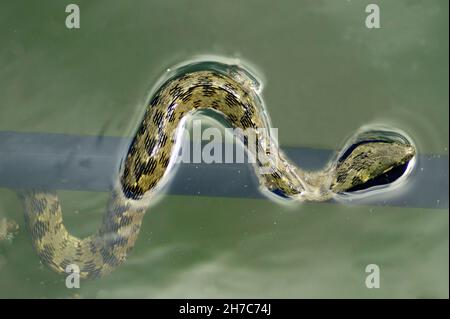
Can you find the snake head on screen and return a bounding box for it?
[330,140,416,194]
[228,64,262,94]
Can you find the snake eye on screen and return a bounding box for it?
[331,128,416,195]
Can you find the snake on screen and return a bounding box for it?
[12,60,416,279]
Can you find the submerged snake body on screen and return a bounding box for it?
[21,63,415,279]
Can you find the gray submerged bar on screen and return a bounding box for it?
[0,131,447,209]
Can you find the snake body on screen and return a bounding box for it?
[18,61,415,279]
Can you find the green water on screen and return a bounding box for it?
[0,0,448,298]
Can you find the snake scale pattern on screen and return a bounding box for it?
[17,61,415,279]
